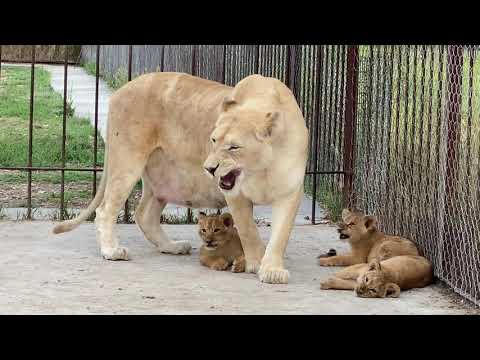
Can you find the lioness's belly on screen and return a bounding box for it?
[144,148,226,209]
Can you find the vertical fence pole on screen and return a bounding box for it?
[92,45,100,200]
[443,45,463,275]
[27,46,36,220]
[343,45,359,209]
[60,45,69,220]
[221,45,227,84]
[123,45,133,224]
[310,45,324,224]
[186,45,198,223]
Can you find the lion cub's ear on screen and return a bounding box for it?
[364,215,377,232]
[384,283,401,298]
[220,213,234,228]
[220,96,237,113]
[255,111,283,141]
[198,212,207,221]
[367,259,382,272]
[341,208,352,222]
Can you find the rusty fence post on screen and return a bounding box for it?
[443,45,463,274]
[343,45,359,209]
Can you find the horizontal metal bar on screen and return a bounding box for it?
[1,59,78,65]
[1,167,347,175]
[305,171,347,175]
[0,166,103,172]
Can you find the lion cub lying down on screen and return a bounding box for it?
[320,255,434,298]
[198,212,245,272]
[318,209,419,266]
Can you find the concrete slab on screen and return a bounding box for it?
[0,220,475,314]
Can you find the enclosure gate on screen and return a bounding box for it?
[0,45,479,306]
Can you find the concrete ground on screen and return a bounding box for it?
[0,220,477,315]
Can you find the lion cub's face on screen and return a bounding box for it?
[355,259,401,298]
[337,209,378,244]
[203,98,283,194]
[197,212,235,250]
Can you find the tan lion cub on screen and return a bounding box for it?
[320,255,434,298]
[198,212,245,272]
[318,209,419,267]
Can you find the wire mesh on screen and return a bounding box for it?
[352,45,480,306]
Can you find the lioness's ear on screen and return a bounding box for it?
[220,96,237,113]
[368,259,382,272]
[364,215,377,232]
[384,283,401,298]
[341,208,351,222]
[220,213,233,227]
[256,111,283,141]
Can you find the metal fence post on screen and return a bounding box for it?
[343,45,359,209]
[443,45,463,275]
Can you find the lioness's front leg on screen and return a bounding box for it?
[225,194,265,274]
[258,187,303,284]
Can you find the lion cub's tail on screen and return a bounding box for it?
[52,142,109,235]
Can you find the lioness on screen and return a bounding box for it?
[318,209,419,267]
[320,255,434,298]
[198,212,245,272]
[52,72,308,284]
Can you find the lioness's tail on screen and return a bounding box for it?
[52,140,109,235]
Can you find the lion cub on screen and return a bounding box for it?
[318,209,419,267]
[198,212,245,272]
[320,255,434,298]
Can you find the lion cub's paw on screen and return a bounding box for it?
[320,278,336,290]
[159,241,192,255]
[101,246,129,261]
[318,257,336,266]
[258,265,290,284]
[210,259,230,271]
[231,257,246,273]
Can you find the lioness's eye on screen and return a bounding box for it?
[201,229,206,232]
[211,138,216,143]
[228,145,240,151]
[214,228,220,232]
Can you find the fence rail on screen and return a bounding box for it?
[1,44,479,306]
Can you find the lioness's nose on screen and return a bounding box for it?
[205,164,219,176]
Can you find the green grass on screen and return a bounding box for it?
[0,65,105,182]
[83,62,128,91]
[304,178,343,223]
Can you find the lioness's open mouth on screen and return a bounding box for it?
[219,169,241,191]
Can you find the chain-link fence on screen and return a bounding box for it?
[352,45,480,306]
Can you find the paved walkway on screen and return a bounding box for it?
[0,220,476,314]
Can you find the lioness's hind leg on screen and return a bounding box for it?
[96,171,143,261]
[134,179,191,255]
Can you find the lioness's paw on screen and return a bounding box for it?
[258,265,290,284]
[159,241,192,255]
[245,259,261,274]
[101,246,129,261]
